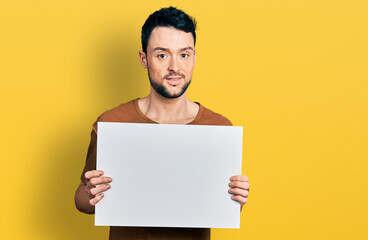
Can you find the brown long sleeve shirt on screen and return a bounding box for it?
[79,98,232,240]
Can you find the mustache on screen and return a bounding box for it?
[163,72,185,79]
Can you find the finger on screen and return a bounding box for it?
[230,175,249,182]
[229,181,250,190]
[87,176,112,189]
[231,194,248,206]
[228,188,249,197]
[85,170,104,181]
[89,193,104,206]
[90,184,111,197]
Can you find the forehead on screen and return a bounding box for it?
[147,27,194,50]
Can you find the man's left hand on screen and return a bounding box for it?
[228,175,250,211]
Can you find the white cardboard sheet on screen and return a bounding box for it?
[95,122,243,228]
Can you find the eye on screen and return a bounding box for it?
[158,54,166,59]
[181,53,189,58]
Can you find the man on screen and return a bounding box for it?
[75,6,250,240]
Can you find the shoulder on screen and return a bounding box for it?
[196,103,233,126]
[97,99,137,122]
[92,99,139,132]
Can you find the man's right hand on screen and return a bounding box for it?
[84,170,112,206]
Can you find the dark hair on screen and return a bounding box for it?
[141,6,197,53]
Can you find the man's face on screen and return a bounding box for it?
[139,27,196,98]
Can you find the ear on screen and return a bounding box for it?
[193,49,197,67]
[139,50,147,68]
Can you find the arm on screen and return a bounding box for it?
[75,182,95,214]
[75,129,104,214]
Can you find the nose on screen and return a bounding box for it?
[168,56,179,72]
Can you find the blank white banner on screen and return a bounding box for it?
[95,122,243,228]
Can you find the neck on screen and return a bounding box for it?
[138,88,199,124]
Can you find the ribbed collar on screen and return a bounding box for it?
[133,98,203,125]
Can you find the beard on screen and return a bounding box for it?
[148,68,191,99]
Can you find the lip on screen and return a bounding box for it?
[166,77,183,85]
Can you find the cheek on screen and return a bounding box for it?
[183,64,195,76]
[183,59,195,70]
[148,66,167,79]
[148,60,167,74]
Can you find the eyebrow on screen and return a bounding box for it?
[152,46,194,52]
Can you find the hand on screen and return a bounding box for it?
[84,170,112,206]
[228,175,250,211]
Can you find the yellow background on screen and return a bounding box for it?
[1,0,367,239]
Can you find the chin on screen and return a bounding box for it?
[150,78,191,99]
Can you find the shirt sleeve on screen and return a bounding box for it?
[80,129,97,184]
